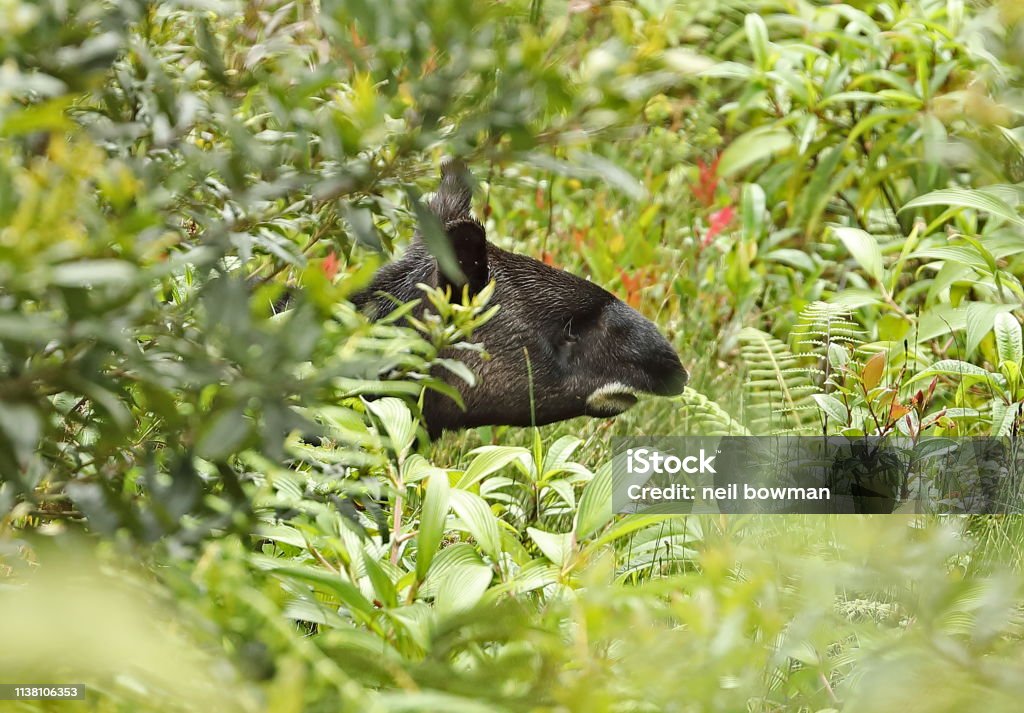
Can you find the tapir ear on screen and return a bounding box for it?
[438,219,489,296]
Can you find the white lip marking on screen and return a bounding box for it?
[586,382,640,413]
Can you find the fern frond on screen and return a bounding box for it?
[734,305,867,435]
[793,302,864,356]
[675,387,752,436]
[739,327,818,434]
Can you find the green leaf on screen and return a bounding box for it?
[990,400,1021,439]
[999,360,1020,391]
[911,246,989,272]
[258,524,307,549]
[407,187,464,288]
[741,183,766,241]
[575,461,613,540]
[0,96,73,136]
[449,490,501,560]
[435,563,493,618]
[362,551,398,608]
[343,204,382,251]
[662,48,716,74]
[813,394,849,424]
[832,227,884,283]
[764,249,816,272]
[518,151,645,200]
[541,435,582,477]
[828,343,849,370]
[266,564,376,622]
[921,360,995,377]
[998,125,1024,157]
[364,397,416,458]
[699,61,754,79]
[830,289,884,309]
[385,603,432,650]
[418,543,482,600]
[797,146,851,235]
[196,407,249,461]
[52,259,137,287]
[545,479,577,511]
[877,314,910,342]
[416,472,450,583]
[0,315,60,343]
[402,453,448,483]
[377,690,500,713]
[196,16,228,84]
[907,360,1002,387]
[900,188,1024,228]
[917,304,969,343]
[965,303,1016,356]
[994,312,1023,364]
[718,128,793,178]
[0,402,41,467]
[818,91,890,108]
[486,560,560,597]
[572,153,646,201]
[456,446,531,489]
[526,527,574,567]
[435,358,477,386]
[844,109,915,148]
[744,13,770,71]
[583,515,675,553]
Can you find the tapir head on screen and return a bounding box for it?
[355,160,688,437]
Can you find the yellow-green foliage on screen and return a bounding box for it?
[3,1,1024,712]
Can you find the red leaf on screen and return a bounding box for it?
[862,352,886,391]
[700,204,735,248]
[694,154,721,207]
[889,401,911,420]
[618,268,638,308]
[618,267,657,309]
[322,251,339,281]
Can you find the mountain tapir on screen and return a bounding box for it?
[354,160,688,437]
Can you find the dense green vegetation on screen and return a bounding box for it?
[3,0,1024,711]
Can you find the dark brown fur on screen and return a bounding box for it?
[355,161,688,437]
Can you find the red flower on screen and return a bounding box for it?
[322,251,339,281]
[700,205,735,248]
[694,155,721,208]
